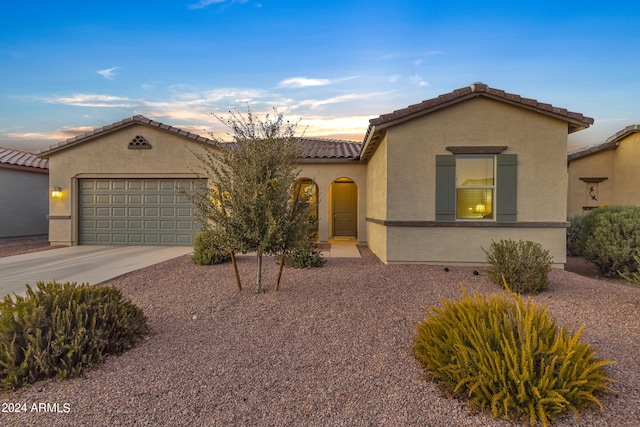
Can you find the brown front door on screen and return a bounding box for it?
[332,181,357,237]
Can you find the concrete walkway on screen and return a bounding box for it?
[0,246,192,298]
[322,242,361,258]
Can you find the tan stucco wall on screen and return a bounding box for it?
[364,134,388,260]
[298,162,367,243]
[384,98,568,222]
[568,133,640,218]
[47,125,212,245]
[365,97,571,265]
[386,226,567,267]
[47,123,367,246]
[567,150,615,217]
[614,133,640,205]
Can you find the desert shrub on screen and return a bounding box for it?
[0,282,148,391]
[280,216,325,268]
[281,238,325,268]
[484,239,552,294]
[619,248,640,287]
[581,205,640,277]
[567,213,587,256]
[192,229,231,265]
[412,287,614,427]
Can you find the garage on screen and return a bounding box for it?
[79,178,200,246]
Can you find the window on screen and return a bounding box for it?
[455,156,494,219]
[436,153,517,222]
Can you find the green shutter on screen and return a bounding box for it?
[435,155,456,221]
[496,154,517,221]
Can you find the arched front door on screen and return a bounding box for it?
[331,178,357,237]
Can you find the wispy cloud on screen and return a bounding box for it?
[410,74,429,87]
[43,93,133,108]
[279,77,332,88]
[7,126,97,142]
[278,76,357,89]
[97,67,119,80]
[189,0,248,10]
[296,91,392,110]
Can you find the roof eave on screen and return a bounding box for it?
[568,124,640,161]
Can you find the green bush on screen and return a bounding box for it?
[619,248,640,287]
[484,239,552,294]
[281,238,325,268]
[0,282,148,391]
[412,287,614,427]
[567,213,587,256]
[581,205,640,277]
[192,229,231,265]
[279,216,325,268]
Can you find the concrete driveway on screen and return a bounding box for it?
[0,246,192,298]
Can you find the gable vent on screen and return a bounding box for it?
[128,135,151,149]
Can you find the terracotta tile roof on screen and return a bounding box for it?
[0,147,48,171]
[297,137,361,160]
[38,115,362,161]
[568,124,640,161]
[37,115,217,157]
[361,82,594,161]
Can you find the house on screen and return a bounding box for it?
[37,83,593,267]
[567,125,640,217]
[0,147,49,238]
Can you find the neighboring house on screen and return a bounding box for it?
[0,147,49,238]
[567,125,640,217]
[37,83,593,267]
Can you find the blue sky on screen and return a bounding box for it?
[1,1,639,152]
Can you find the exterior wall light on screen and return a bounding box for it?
[51,186,62,198]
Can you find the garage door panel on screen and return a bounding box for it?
[145,220,159,230]
[80,178,199,246]
[128,207,143,217]
[113,220,127,229]
[160,220,176,230]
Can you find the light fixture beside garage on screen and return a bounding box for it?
[51,186,62,198]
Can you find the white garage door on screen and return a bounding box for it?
[79,178,200,246]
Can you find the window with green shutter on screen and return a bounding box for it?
[436,153,517,221]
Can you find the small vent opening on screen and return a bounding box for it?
[128,135,151,149]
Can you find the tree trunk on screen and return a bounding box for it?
[230,251,241,291]
[255,250,263,293]
[275,256,285,291]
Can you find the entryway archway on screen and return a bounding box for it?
[331,178,357,238]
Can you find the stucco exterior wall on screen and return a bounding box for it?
[46,123,367,246]
[365,97,571,265]
[567,150,615,217]
[298,162,367,243]
[364,134,388,259]
[384,98,568,222]
[46,125,214,245]
[567,133,640,218]
[386,226,567,267]
[0,168,49,238]
[611,133,640,206]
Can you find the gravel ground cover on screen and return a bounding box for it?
[1,246,639,426]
